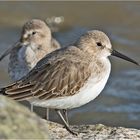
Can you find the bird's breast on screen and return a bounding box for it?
[8,45,38,81]
[18,45,37,68]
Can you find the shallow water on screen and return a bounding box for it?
[0,2,140,129]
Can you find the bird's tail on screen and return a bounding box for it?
[0,83,16,96]
[0,82,33,101]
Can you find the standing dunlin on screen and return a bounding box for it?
[0,19,60,118]
[0,30,139,135]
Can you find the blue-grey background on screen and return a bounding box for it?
[0,2,140,128]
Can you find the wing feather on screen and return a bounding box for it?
[1,46,92,101]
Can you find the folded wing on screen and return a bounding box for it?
[1,46,92,101]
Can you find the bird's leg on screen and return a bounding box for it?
[30,104,34,112]
[31,105,50,120]
[55,109,77,135]
[46,108,49,120]
[62,109,69,125]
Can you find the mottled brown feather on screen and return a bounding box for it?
[2,46,92,101]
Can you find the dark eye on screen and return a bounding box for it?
[96,42,102,47]
[32,31,37,35]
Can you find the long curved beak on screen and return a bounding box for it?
[111,50,139,66]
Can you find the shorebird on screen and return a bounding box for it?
[0,19,61,119]
[0,19,60,81]
[0,30,139,135]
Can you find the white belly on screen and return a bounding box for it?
[29,58,111,109]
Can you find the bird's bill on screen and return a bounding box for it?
[111,50,139,66]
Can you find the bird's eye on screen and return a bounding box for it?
[32,31,37,35]
[96,42,102,47]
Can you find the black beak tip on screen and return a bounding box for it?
[111,50,140,67]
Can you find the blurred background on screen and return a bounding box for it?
[0,1,140,129]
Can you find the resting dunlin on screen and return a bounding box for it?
[0,19,60,81]
[0,19,60,118]
[0,30,139,135]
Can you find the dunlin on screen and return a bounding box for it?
[0,19,61,118]
[0,30,139,135]
[0,19,60,81]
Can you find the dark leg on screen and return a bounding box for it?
[63,109,69,125]
[55,109,77,135]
